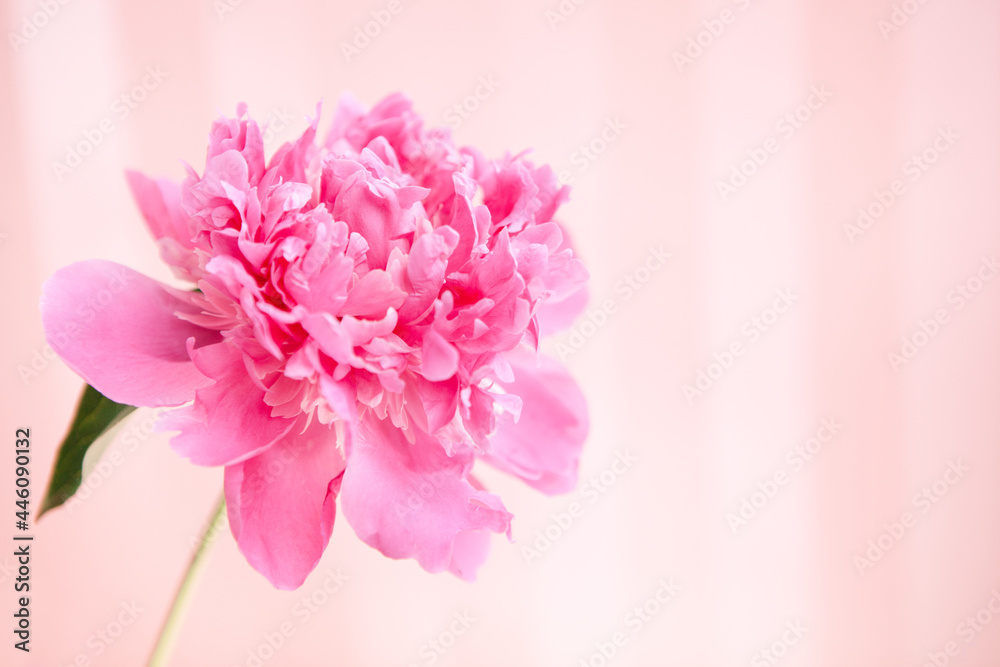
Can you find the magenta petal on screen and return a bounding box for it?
[158,342,296,466]
[40,260,219,407]
[339,417,512,577]
[485,348,589,494]
[224,415,345,590]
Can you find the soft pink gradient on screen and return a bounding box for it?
[2,0,999,666]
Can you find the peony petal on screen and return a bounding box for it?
[445,171,487,273]
[328,167,416,270]
[447,529,493,581]
[420,328,459,381]
[536,283,590,336]
[447,473,500,579]
[40,260,218,407]
[125,171,202,281]
[472,229,518,298]
[124,171,193,249]
[339,417,512,578]
[341,269,406,319]
[461,384,495,448]
[398,226,459,323]
[485,348,589,494]
[158,342,296,466]
[319,376,359,455]
[403,374,459,435]
[224,415,344,590]
[530,222,589,335]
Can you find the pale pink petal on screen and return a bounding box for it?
[447,474,501,579]
[339,417,512,578]
[485,348,589,494]
[124,171,192,248]
[447,529,493,581]
[40,260,218,407]
[536,284,590,336]
[224,415,344,590]
[125,171,202,280]
[529,222,590,335]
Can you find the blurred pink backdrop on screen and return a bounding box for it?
[2,0,999,665]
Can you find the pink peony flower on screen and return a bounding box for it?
[41,93,589,589]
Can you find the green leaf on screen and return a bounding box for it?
[38,385,136,518]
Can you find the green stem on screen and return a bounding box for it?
[147,493,227,667]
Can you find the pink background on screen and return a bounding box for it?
[3,0,1000,665]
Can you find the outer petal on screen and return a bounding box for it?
[158,342,296,466]
[485,348,589,494]
[447,529,493,581]
[403,374,459,435]
[448,473,501,580]
[224,415,345,590]
[536,284,589,336]
[339,417,512,579]
[124,171,193,249]
[40,260,218,407]
[530,222,589,336]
